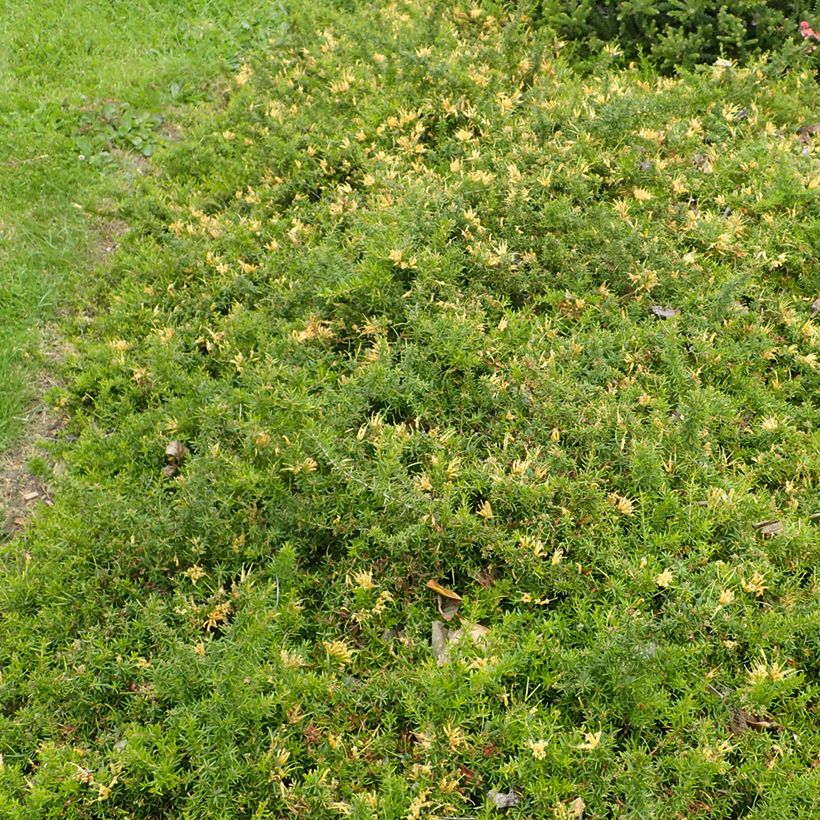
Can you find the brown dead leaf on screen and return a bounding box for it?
[163,440,188,477]
[426,579,461,599]
[753,519,783,538]
[431,620,489,665]
[745,715,782,732]
[693,153,713,172]
[476,566,498,588]
[730,709,782,736]
[798,123,820,144]
[431,620,449,664]
[303,724,322,749]
[165,440,188,462]
[811,297,820,316]
[426,578,462,621]
[459,763,480,784]
[438,596,460,621]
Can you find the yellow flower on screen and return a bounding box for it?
[444,724,467,750]
[183,565,206,585]
[415,473,434,493]
[280,649,305,669]
[702,740,732,762]
[235,63,252,86]
[574,730,603,750]
[204,601,232,631]
[747,654,793,685]
[324,640,355,665]
[352,570,376,590]
[528,739,548,760]
[372,589,393,615]
[74,764,94,784]
[387,248,417,270]
[742,571,767,597]
[477,500,494,519]
[609,493,635,516]
[655,569,674,589]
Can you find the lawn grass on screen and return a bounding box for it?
[0,0,286,447]
[1,1,819,818]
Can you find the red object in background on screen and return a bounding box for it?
[800,20,820,41]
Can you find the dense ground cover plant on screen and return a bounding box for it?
[1,0,819,817]
[515,0,820,72]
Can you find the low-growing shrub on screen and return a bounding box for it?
[514,0,819,71]
[1,1,818,817]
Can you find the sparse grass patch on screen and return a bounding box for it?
[1,1,819,818]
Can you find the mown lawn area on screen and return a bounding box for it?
[1,1,819,818]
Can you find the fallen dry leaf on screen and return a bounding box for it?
[487,789,520,809]
[463,623,490,642]
[650,305,680,319]
[797,123,820,145]
[165,440,188,461]
[693,153,713,172]
[431,620,449,664]
[426,578,462,621]
[476,566,498,588]
[458,763,480,784]
[438,595,459,621]
[730,709,782,736]
[431,620,490,665]
[753,519,783,538]
[425,579,461,599]
[163,440,189,477]
[811,297,820,315]
[165,439,188,461]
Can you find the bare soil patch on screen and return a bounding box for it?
[0,328,70,540]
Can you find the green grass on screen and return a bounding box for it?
[1,1,819,818]
[0,0,287,446]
